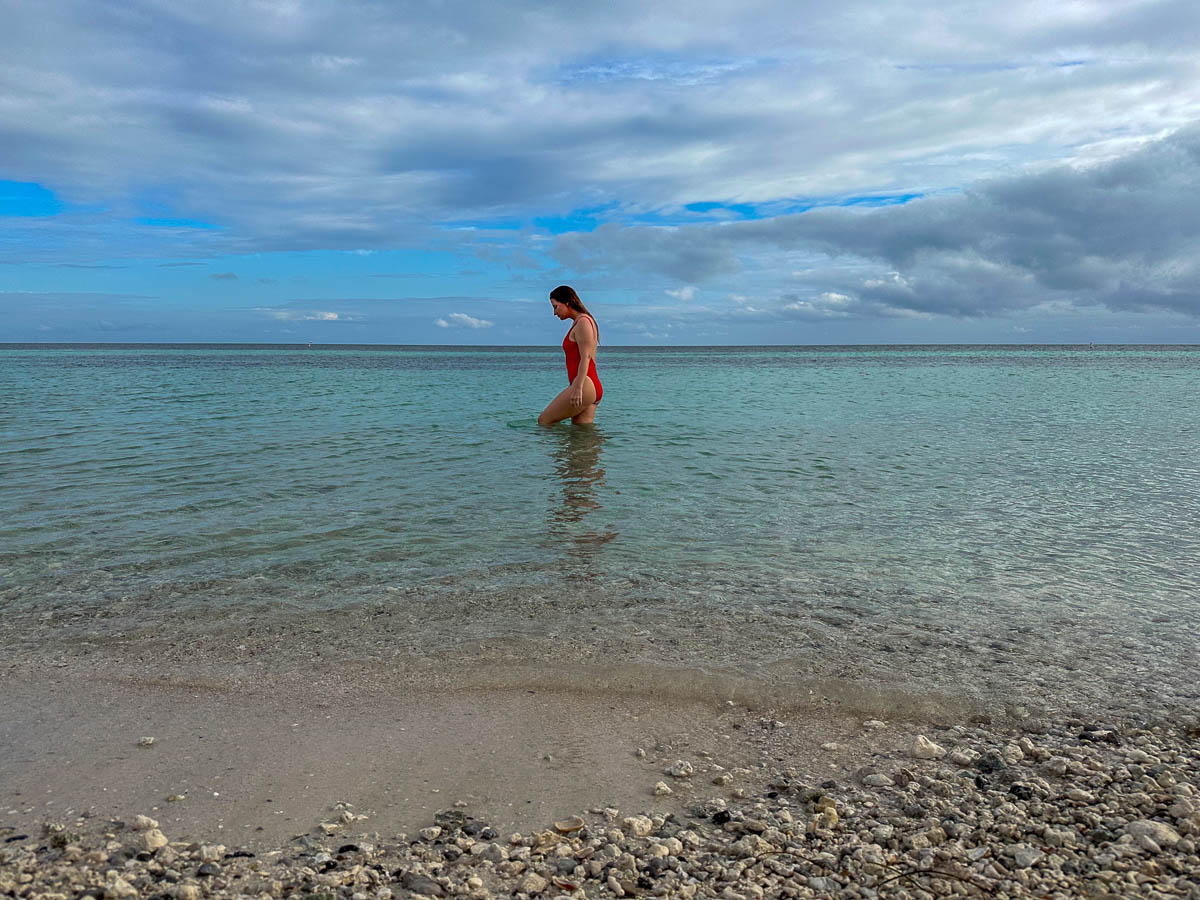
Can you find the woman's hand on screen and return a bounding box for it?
[567,382,584,407]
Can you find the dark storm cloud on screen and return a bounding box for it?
[552,125,1200,318]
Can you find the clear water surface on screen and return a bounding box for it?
[3,344,1198,716]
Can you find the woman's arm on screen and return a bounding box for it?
[567,316,598,406]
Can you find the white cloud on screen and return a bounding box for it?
[665,285,696,301]
[435,312,493,328]
[262,309,342,321]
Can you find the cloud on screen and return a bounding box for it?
[550,125,1200,319]
[434,312,493,329]
[261,309,342,321]
[3,0,1199,260]
[665,285,696,301]
[210,272,238,280]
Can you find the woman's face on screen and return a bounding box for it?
[551,299,570,319]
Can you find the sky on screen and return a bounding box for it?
[2,0,1199,345]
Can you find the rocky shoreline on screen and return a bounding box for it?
[4,716,1199,899]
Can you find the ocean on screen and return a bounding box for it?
[3,344,1199,719]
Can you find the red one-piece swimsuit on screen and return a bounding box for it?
[563,316,602,404]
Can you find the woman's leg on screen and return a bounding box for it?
[538,379,597,425]
[571,402,597,425]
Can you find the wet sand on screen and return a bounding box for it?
[2,592,1194,853]
[1,657,872,849]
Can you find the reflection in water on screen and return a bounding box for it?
[547,427,618,565]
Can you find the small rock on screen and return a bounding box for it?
[911,736,947,760]
[975,751,1007,773]
[132,815,159,832]
[1126,820,1181,848]
[471,842,507,864]
[810,809,838,831]
[862,774,894,788]
[1039,756,1069,777]
[948,748,978,766]
[419,826,442,841]
[654,781,673,796]
[623,815,654,837]
[399,871,445,896]
[1001,743,1025,764]
[140,829,169,852]
[1136,834,1162,853]
[105,873,139,898]
[137,737,156,748]
[666,760,695,778]
[1013,846,1044,869]
[1168,799,1195,819]
[520,872,548,894]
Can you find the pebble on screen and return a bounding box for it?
[5,718,1200,900]
[1013,846,1044,868]
[1126,819,1182,848]
[520,872,548,893]
[667,760,695,778]
[138,829,168,852]
[622,815,653,837]
[948,748,978,766]
[911,735,947,759]
[653,781,674,796]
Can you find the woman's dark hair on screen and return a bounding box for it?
[550,285,598,340]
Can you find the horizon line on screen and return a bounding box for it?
[5,341,1199,350]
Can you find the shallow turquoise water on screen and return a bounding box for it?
[3,344,1199,714]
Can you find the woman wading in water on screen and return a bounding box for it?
[539,285,603,426]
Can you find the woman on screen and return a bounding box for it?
[539,285,603,426]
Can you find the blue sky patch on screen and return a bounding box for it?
[0,181,62,217]
[135,217,219,229]
[835,193,924,208]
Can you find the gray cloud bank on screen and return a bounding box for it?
[3,0,1199,258]
[553,125,1200,319]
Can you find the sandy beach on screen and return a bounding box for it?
[5,611,1200,897]
[2,630,919,847]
